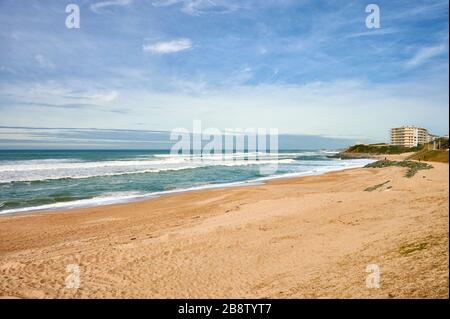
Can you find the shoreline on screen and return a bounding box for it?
[0,158,374,217]
[0,154,448,298]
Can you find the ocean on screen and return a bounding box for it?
[0,150,373,215]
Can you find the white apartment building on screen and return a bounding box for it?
[390,126,430,148]
[427,133,439,143]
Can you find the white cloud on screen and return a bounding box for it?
[391,0,448,20]
[90,0,132,13]
[11,82,119,104]
[346,28,400,39]
[152,0,240,15]
[91,91,119,102]
[405,44,447,68]
[1,75,448,141]
[143,38,192,54]
[34,54,55,69]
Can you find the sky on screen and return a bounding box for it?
[0,0,448,149]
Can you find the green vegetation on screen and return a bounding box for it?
[440,138,449,149]
[339,138,449,163]
[364,160,433,178]
[364,180,390,192]
[408,149,449,163]
[432,137,449,150]
[406,137,449,163]
[399,242,428,256]
[345,144,423,154]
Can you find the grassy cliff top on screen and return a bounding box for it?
[345,144,423,155]
[407,149,449,163]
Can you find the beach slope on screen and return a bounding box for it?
[0,162,448,298]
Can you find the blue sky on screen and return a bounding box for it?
[0,0,448,148]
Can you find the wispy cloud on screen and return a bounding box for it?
[88,91,119,103]
[405,44,447,68]
[0,126,367,150]
[2,101,129,114]
[152,0,240,15]
[0,126,174,149]
[22,83,119,103]
[34,54,55,69]
[143,38,192,54]
[390,0,448,20]
[90,0,133,14]
[346,28,400,39]
[1,75,448,140]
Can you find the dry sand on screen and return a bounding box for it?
[0,158,448,298]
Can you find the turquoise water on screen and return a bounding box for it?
[0,150,373,214]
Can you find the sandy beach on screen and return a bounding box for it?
[0,158,448,299]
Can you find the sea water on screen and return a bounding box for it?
[0,150,373,214]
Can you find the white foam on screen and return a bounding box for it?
[0,156,297,183]
[0,158,374,215]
